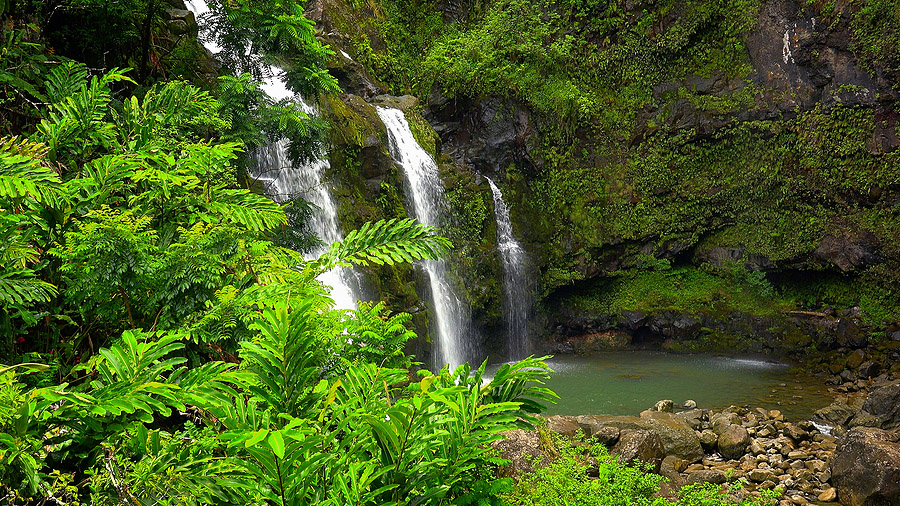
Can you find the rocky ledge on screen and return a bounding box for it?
[494,397,900,506]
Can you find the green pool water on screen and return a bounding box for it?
[516,352,832,421]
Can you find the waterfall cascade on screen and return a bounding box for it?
[252,135,362,310]
[486,178,531,359]
[376,107,476,369]
[184,0,360,309]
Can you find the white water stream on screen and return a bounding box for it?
[252,136,362,310]
[185,0,360,310]
[376,107,475,368]
[486,177,531,359]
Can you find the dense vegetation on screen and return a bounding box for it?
[0,0,890,504]
[504,433,780,506]
[0,1,548,503]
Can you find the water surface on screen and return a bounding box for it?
[522,352,830,420]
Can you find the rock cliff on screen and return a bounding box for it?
[305,0,900,358]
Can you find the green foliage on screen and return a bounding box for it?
[505,434,780,506]
[567,266,788,317]
[199,0,339,97]
[340,302,417,369]
[0,201,550,505]
[847,0,900,77]
[311,217,451,273]
[0,24,51,132]
[0,7,568,506]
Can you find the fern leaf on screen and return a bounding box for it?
[310,219,451,275]
[0,137,61,203]
[0,275,57,306]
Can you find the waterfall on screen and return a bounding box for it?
[376,107,475,369]
[487,178,531,360]
[252,136,362,311]
[185,0,360,310]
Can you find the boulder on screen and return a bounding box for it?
[611,429,665,473]
[831,428,900,506]
[677,409,704,430]
[545,415,581,437]
[749,468,777,483]
[621,310,647,330]
[711,412,742,435]
[860,381,900,429]
[659,455,687,487]
[577,413,704,462]
[699,429,719,452]
[846,350,866,370]
[818,488,837,502]
[653,399,675,413]
[749,439,765,455]
[857,361,881,379]
[684,469,728,485]
[592,426,621,446]
[815,400,861,427]
[491,429,543,476]
[784,423,810,442]
[718,424,751,460]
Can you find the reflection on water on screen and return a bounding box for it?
[494,351,830,420]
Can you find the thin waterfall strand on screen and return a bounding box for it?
[487,177,531,359]
[376,107,474,369]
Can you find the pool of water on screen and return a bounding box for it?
[504,352,832,421]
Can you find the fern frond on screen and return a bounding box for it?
[36,67,134,160]
[310,219,451,275]
[0,137,62,203]
[241,302,324,417]
[44,61,89,104]
[115,81,218,147]
[0,275,57,307]
[206,189,288,232]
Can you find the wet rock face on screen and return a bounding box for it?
[831,427,900,506]
[813,230,881,273]
[858,381,900,430]
[423,92,537,177]
[745,0,896,114]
